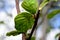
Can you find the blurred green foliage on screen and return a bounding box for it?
[0,21,4,24]
[47,9,60,19]
[31,37,35,40]
[55,33,60,38]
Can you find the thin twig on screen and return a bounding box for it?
[22,33,26,40]
[27,1,41,40]
[27,1,54,40]
[15,0,20,14]
[27,10,41,40]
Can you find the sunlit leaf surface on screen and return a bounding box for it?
[21,0,38,14]
[15,12,35,33]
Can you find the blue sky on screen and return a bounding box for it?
[0,0,15,13]
[49,13,60,29]
[0,0,22,40]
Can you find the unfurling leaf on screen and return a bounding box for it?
[21,0,38,14]
[39,0,49,10]
[39,0,58,10]
[6,30,21,36]
[15,12,35,33]
[47,9,60,19]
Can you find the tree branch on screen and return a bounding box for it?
[27,10,41,40]
[27,0,41,39]
[27,1,54,40]
[22,33,26,40]
[15,0,20,14]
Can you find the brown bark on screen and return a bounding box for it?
[59,36,60,40]
[22,33,26,40]
[15,0,20,14]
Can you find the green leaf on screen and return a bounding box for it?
[47,9,60,19]
[46,26,53,33]
[6,30,21,36]
[39,0,58,10]
[43,0,57,2]
[0,21,4,24]
[50,0,58,2]
[55,33,60,38]
[39,0,50,10]
[31,37,35,40]
[21,0,38,14]
[15,12,35,33]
